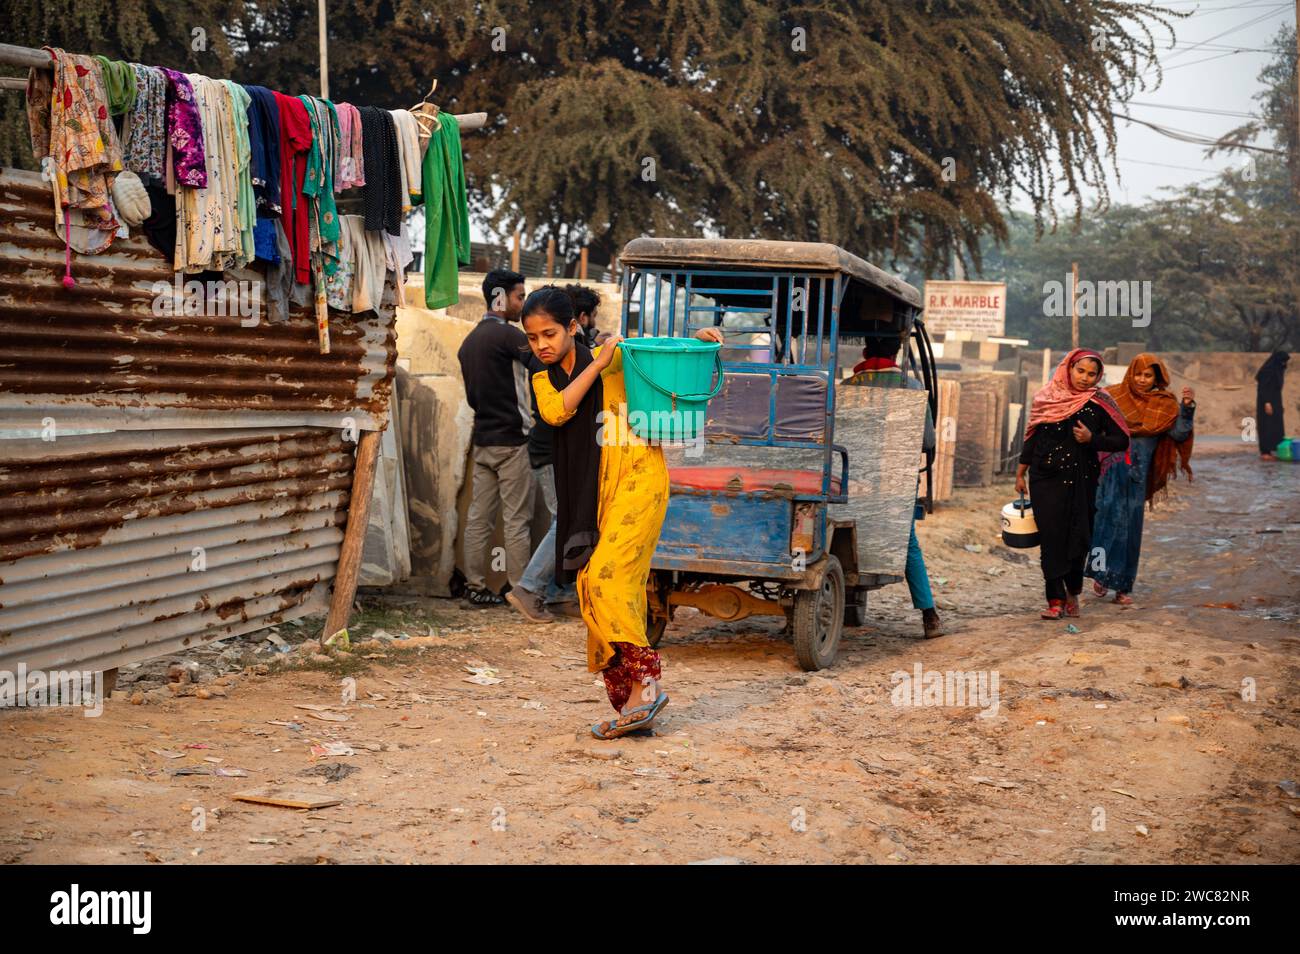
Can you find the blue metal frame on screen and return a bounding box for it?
[622,265,850,571]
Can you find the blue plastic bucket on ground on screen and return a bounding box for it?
[619,337,723,441]
[1277,437,1296,461]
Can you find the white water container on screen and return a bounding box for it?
[1001,495,1039,549]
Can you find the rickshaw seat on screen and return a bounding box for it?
[668,465,842,496]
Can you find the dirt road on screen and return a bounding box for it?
[2,447,1297,864]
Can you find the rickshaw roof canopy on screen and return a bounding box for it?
[620,238,922,309]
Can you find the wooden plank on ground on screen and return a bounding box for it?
[232,789,343,810]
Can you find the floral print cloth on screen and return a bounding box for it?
[25,47,124,254]
[159,68,207,188]
[335,102,365,190]
[601,643,662,713]
[123,64,167,186]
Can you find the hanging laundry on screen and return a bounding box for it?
[25,47,124,256]
[299,96,340,251]
[265,218,295,323]
[346,215,391,314]
[243,86,282,213]
[359,105,401,235]
[92,56,137,115]
[421,113,470,309]
[335,102,365,191]
[223,81,255,267]
[175,75,244,273]
[123,64,166,186]
[325,213,355,310]
[390,108,422,209]
[158,68,207,188]
[274,91,313,285]
[141,184,177,263]
[243,85,281,264]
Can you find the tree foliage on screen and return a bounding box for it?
[1,0,1178,271]
[967,27,1298,354]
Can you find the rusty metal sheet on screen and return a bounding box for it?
[0,167,396,431]
[0,427,353,672]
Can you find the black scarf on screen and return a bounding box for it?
[359,106,401,235]
[550,342,603,585]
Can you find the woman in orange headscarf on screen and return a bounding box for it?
[1086,354,1195,604]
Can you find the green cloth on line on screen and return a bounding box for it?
[422,114,470,310]
[93,56,137,115]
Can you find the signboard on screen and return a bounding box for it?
[923,280,1006,338]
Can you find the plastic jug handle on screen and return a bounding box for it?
[1019,491,1028,510]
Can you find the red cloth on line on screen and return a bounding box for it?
[274,92,313,285]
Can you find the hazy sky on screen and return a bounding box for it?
[1083,0,1295,207]
[464,2,1296,246]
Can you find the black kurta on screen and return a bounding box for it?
[1021,400,1129,582]
[1256,354,1289,455]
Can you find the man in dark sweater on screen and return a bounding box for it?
[456,270,534,608]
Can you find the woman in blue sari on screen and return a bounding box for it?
[1087,354,1195,604]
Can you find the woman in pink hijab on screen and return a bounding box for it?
[1015,350,1130,620]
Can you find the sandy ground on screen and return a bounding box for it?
[2,447,1297,865]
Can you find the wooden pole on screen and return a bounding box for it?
[321,430,382,642]
[510,231,520,272]
[1070,261,1079,351]
[317,0,329,99]
[579,247,589,281]
[1041,347,1051,385]
[546,237,556,278]
[610,254,618,283]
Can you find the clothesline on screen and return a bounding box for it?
[3,40,478,353]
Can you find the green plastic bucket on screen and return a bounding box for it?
[1277,437,1296,461]
[619,337,723,441]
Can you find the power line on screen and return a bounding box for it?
[1117,155,1221,173]
[1126,99,1259,118]
[1111,111,1287,153]
[1158,2,1292,64]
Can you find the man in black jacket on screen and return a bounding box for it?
[456,270,534,608]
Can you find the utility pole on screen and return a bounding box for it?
[318,0,329,99]
[1070,261,1080,351]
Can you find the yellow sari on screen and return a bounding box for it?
[532,345,670,672]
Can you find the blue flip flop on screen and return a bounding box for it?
[590,692,670,740]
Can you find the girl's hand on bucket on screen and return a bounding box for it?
[694,326,724,344]
[594,334,623,369]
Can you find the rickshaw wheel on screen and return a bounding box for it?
[844,588,868,627]
[646,614,668,649]
[792,556,845,671]
[646,571,673,648]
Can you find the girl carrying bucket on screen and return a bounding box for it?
[1015,350,1130,620]
[522,286,723,738]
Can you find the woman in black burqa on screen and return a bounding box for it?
[1255,351,1290,459]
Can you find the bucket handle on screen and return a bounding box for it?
[1018,491,1030,511]
[619,343,725,405]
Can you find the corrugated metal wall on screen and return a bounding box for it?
[0,165,398,673]
[0,167,394,431]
